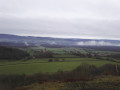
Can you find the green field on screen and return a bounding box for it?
[0,47,120,75]
[29,46,120,54]
[54,54,81,58]
[0,58,117,75]
[1,46,120,90]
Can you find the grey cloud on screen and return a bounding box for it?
[0,16,120,39]
[0,0,120,40]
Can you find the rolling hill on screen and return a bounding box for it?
[0,34,120,47]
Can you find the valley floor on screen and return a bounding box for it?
[0,57,118,75]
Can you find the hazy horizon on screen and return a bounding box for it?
[1,33,120,41]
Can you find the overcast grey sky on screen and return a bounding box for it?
[0,0,120,39]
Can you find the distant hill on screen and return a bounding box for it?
[0,34,120,47]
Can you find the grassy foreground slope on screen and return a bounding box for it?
[0,62,120,90]
[16,76,120,90]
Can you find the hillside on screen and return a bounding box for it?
[0,34,120,47]
[0,46,30,60]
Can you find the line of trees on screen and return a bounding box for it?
[0,46,54,60]
[0,46,30,60]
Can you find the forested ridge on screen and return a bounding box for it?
[0,46,30,60]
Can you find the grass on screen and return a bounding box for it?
[54,54,80,58]
[0,58,118,75]
[0,61,81,75]
[16,82,65,90]
[16,76,120,90]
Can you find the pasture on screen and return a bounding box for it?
[0,58,117,75]
[0,46,120,75]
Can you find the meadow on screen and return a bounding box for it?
[0,46,120,75]
[0,46,120,90]
[0,57,118,75]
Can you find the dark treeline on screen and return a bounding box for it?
[108,54,120,59]
[0,46,54,60]
[0,46,30,60]
[0,63,120,90]
[71,51,93,58]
